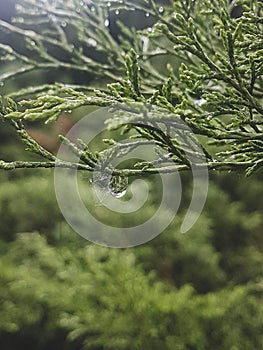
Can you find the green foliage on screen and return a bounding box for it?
[0,172,61,240]
[0,231,262,350]
[0,0,262,177]
[0,2,263,349]
[0,170,262,349]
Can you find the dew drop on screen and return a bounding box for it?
[145,12,150,17]
[107,1,111,7]
[159,6,164,13]
[104,19,110,27]
[17,17,24,24]
[194,98,207,106]
[87,38,97,47]
[109,175,128,199]
[115,9,120,15]
[61,21,67,27]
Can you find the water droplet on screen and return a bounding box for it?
[107,1,111,6]
[86,96,92,101]
[0,81,4,87]
[17,16,24,24]
[30,40,36,46]
[109,175,128,198]
[159,6,164,13]
[145,12,150,17]
[87,38,97,47]
[61,21,67,27]
[115,9,120,15]
[104,19,110,27]
[194,98,207,106]
[147,27,152,32]
[90,6,95,11]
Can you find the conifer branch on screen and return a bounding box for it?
[0,0,262,177]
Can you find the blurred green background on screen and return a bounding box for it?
[0,1,263,349]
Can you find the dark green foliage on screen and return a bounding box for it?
[0,170,262,349]
[0,172,61,240]
[0,230,262,350]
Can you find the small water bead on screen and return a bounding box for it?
[159,6,164,13]
[115,9,120,15]
[110,188,127,198]
[104,19,110,27]
[145,12,150,17]
[61,21,67,27]
[92,171,129,199]
[16,16,25,24]
[87,38,97,47]
[109,175,128,199]
[107,1,111,7]
[194,98,207,106]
